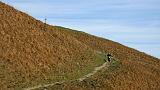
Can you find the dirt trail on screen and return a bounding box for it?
[78,62,108,81]
[23,62,109,90]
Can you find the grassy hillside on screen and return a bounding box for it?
[0,2,106,89]
[50,26,160,90]
[0,1,160,90]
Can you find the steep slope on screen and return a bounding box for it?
[0,1,160,90]
[45,27,160,90]
[0,2,106,89]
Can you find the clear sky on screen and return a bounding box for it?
[3,0,160,58]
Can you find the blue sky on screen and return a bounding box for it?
[3,0,160,58]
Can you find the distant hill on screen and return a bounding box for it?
[0,2,160,90]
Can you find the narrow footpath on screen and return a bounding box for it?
[23,62,109,90]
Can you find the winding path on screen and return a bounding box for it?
[23,62,109,90]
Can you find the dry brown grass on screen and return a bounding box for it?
[0,2,105,89]
[0,1,160,90]
[47,26,160,90]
